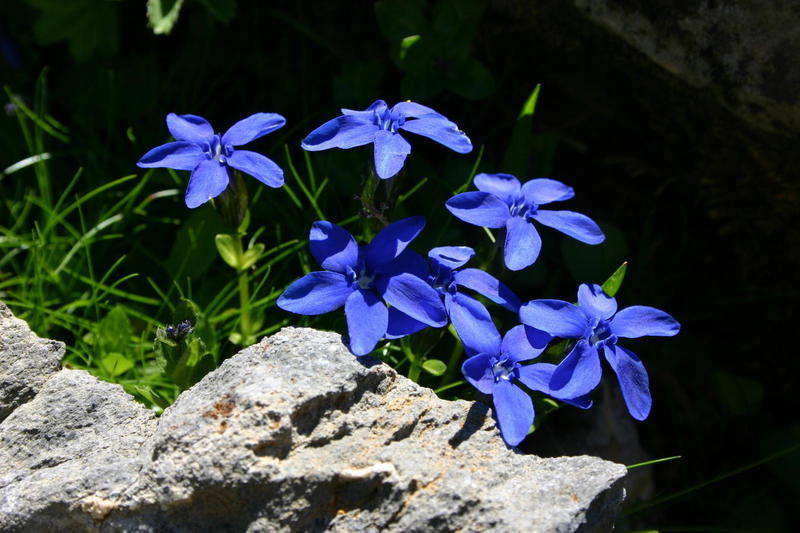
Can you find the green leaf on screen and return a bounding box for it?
[214,233,240,269]
[501,85,540,176]
[601,261,628,297]
[433,0,484,37]
[332,59,386,107]
[422,359,447,376]
[27,0,119,63]
[375,0,427,41]
[240,242,264,271]
[96,306,131,357]
[518,84,541,120]
[448,57,495,100]
[399,34,421,61]
[100,353,133,377]
[165,207,226,279]
[196,0,237,23]
[147,0,184,35]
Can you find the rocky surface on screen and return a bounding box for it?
[0,312,627,532]
[494,0,800,136]
[0,301,63,422]
[572,0,800,136]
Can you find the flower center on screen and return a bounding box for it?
[589,320,616,346]
[429,265,456,296]
[491,356,518,383]
[346,265,375,290]
[205,134,234,164]
[374,107,405,133]
[509,194,536,219]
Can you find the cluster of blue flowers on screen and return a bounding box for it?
[139,99,679,447]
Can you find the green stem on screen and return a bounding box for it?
[233,234,252,343]
[408,360,421,382]
[402,339,422,382]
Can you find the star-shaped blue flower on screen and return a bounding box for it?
[519,283,680,420]
[379,245,521,353]
[446,173,605,271]
[461,322,592,447]
[301,100,472,179]
[137,112,286,208]
[277,217,448,356]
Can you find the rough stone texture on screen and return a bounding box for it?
[0,301,64,422]
[0,370,158,531]
[0,323,627,532]
[571,0,800,136]
[494,0,800,136]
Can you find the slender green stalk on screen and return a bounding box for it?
[232,234,252,343]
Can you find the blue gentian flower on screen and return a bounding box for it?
[445,173,605,271]
[461,321,592,446]
[380,245,521,352]
[300,100,472,180]
[519,283,680,420]
[137,113,286,208]
[277,217,448,356]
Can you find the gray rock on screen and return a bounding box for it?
[0,324,627,532]
[570,0,800,135]
[0,301,64,422]
[0,369,157,531]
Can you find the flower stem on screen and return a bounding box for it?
[233,234,252,344]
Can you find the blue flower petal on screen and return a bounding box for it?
[518,363,596,409]
[166,113,214,143]
[379,249,429,278]
[345,289,388,356]
[365,216,426,269]
[493,380,534,446]
[461,353,495,395]
[277,271,352,315]
[577,283,618,321]
[385,307,429,339]
[446,293,501,357]
[610,305,680,338]
[309,221,358,274]
[373,130,411,179]
[516,362,556,392]
[221,113,286,146]
[137,141,205,171]
[400,116,472,154]
[473,173,520,205]
[604,344,652,420]
[391,101,443,118]
[521,178,574,205]
[428,246,475,270]
[560,394,594,410]
[501,324,551,362]
[453,268,522,312]
[301,115,378,151]
[342,99,388,116]
[184,159,230,208]
[519,299,589,338]
[380,272,447,327]
[445,192,510,229]
[226,150,284,188]
[549,340,602,398]
[504,216,542,271]
[531,209,605,245]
